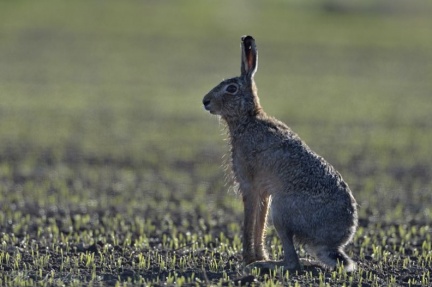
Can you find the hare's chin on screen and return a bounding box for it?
[205,108,219,115]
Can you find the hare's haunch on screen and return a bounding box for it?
[202,35,358,272]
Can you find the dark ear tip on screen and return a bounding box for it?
[241,35,255,43]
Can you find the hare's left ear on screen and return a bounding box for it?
[240,35,258,79]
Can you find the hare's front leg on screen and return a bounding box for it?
[242,190,261,265]
[254,195,269,261]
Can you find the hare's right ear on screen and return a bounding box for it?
[240,35,258,79]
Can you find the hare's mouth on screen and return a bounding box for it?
[203,104,219,115]
[203,98,221,115]
[204,107,218,115]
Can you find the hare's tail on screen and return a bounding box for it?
[308,245,356,272]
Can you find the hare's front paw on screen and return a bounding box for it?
[255,250,269,262]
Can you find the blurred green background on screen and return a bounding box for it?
[0,0,431,227]
[0,0,432,285]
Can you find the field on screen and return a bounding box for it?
[0,0,431,286]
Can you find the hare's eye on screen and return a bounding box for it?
[226,84,238,94]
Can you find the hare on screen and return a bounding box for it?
[202,35,358,272]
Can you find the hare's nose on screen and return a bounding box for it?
[203,99,211,110]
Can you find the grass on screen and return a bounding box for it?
[0,0,431,286]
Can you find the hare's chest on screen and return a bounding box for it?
[231,147,257,183]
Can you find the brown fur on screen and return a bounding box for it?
[202,36,358,272]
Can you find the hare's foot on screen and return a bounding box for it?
[244,260,283,274]
[244,260,302,274]
[300,258,324,268]
[243,255,256,266]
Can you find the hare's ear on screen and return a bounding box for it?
[240,35,258,79]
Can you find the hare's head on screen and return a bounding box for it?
[203,36,261,120]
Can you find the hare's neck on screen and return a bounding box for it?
[224,110,266,139]
[225,118,251,139]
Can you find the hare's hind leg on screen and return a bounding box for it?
[274,219,301,270]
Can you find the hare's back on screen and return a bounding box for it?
[269,132,351,197]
